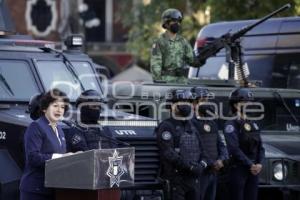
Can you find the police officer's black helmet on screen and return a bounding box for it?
[167,89,195,103]
[191,87,212,100]
[161,8,183,28]
[76,89,103,108]
[28,93,44,120]
[229,88,254,106]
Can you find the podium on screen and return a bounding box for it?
[45,148,135,200]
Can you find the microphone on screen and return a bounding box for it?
[61,120,131,147]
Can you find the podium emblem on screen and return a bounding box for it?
[106,149,125,187]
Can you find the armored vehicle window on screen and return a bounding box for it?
[0,60,38,100]
[275,98,300,131]
[35,61,101,100]
[189,55,274,87]
[189,57,224,79]
[272,54,300,89]
[71,61,101,92]
[260,98,300,131]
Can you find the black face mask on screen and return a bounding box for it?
[177,105,192,117]
[169,23,180,33]
[80,106,101,124]
[198,105,215,117]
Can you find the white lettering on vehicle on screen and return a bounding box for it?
[0,131,6,140]
[286,124,300,132]
[115,130,137,136]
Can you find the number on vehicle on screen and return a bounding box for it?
[0,131,6,140]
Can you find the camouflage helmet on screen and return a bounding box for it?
[161,8,183,28]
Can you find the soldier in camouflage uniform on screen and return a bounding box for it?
[150,8,203,83]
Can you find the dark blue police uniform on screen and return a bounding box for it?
[224,119,265,200]
[65,125,115,152]
[20,116,66,200]
[192,118,228,200]
[157,118,208,200]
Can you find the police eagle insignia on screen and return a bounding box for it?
[244,123,252,131]
[162,131,172,141]
[225,125,234,133]
[106,150,125,187]
[204,124,211,132]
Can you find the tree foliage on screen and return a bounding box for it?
[118,0,299,69]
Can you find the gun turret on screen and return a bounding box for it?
[196,4,291,64]
[195,4,290,87]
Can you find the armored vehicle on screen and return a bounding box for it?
[0,33,164,200]
[0,4,162,198]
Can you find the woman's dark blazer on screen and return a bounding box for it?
[20,116,66,195]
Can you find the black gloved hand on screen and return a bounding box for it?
[189,161,207,176]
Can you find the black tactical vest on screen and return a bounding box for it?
[237,120,261,161]
[193,119,219,161]
[179,125,201,164]
[170,119,202,163]
[157,118,203,179]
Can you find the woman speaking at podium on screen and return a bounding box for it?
[20,89,70,200]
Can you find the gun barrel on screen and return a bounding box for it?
[249,3,290,29]
[232,3,291,40]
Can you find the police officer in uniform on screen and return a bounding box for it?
[150,8,204,83]
[191,87,228,200]
[65,89,115,152]
[223,88,265,200]
[156,89,208,200]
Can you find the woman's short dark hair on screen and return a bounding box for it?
[40,88,70,114]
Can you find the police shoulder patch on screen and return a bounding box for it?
[161,131,172,141]
[151,41,160,56]
[203,124,211,132]
[244,123,251,132]
[71,134,82,145]
[224,125,234,133]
